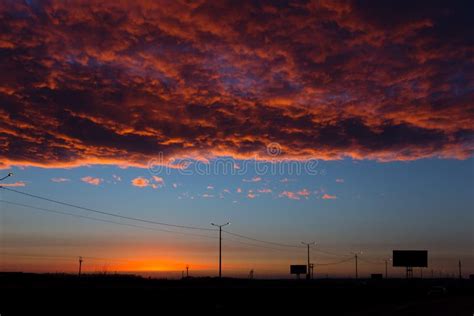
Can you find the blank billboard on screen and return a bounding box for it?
[392,250,428,267]
[290,265,307,274]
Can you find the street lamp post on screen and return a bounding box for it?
[211,222,230,278]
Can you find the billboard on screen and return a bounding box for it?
[392,250,428,267]
[290,265,307,275]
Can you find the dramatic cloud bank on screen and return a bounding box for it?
[1,0,472,169]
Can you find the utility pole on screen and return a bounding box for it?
[186,265,189,278]
[384,258,391,279]
[355,254,358,279]
[459,260,462,280]
[301,242,315,280]
[78,256,83,276]
[351,251,362,279]
[211,222,230,278]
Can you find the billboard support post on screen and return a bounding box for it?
[393,250,428,279]
[290,265,307,279]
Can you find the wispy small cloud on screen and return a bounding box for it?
[81,176,102,186]
[296,189,311,199]
[112,174,122,182]
[1,181,26,187]
[51,177,70,183]
[202,193,214,198]
[297,188,310,197]
[152,176,165,186]
[247,193,257,199]
[243,176,261,183]
[279,188,311,200]
[336,178,345,183]
[279,191,300,200]
[236,188,242,193]
[257,188,272,193]
[322,193,337,200]
[207,185,214,190]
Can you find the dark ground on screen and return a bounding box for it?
[1,273,473,315]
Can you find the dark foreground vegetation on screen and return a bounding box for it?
[1,272,473,315]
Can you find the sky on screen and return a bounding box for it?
[0,0,473,278]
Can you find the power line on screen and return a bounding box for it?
[0,186,216,231]
[0,200,217,240]
[222,230,349,258]
[0,252,138,263]
[222,230,304,249]
[313,248,348,257]
[0,200,342,256]
[223,236,302,252]
[0,187,369,260]
[358,257,384,265]
[0,173,13,181]
[315,257,353,266]
[0,200,305,255]
[1,197,306,255]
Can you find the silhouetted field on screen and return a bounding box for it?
[1,273,473,315]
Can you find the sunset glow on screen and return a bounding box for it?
[0,0,473,279]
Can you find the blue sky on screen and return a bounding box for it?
[1,158,472,277]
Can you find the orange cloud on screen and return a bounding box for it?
[0,181,26,187]
[279,191,300,200]
[322,193,337,200]
[131,177,150,188]
[80,176,102,186]
[0,1,472,169]
[297,189,310,197]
